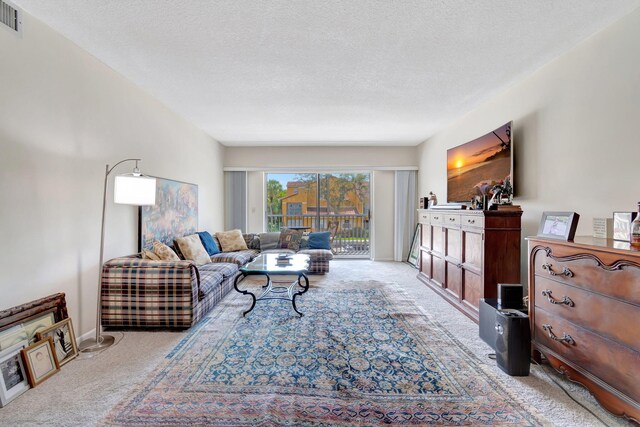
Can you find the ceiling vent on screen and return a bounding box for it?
[0,0,21,34]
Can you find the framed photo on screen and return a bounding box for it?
[406,224,420,268]
[537,212,580,241]
[36,318,78,367]
[0,340,30,407]
[613,211,638,241]
[21,338,60,387]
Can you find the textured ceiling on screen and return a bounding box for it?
[13,0,640,146]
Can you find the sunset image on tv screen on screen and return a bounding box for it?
[447,122,512,203]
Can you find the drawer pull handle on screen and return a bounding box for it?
[542,263,574,278]
[433,216,439,220]
[542,324,575,345]
[468,219,475,224]
[541,289,575,307]
[449,218,456,222]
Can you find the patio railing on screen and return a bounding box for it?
[266,214,370,257]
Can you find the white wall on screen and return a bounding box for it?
[225,146,417,260]
[0,14,225,336]
[417,8,640,281]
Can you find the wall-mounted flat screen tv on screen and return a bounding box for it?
[447,121,512,203]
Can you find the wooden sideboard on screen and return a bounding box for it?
[528,237,640,423]
[417,208,522,323]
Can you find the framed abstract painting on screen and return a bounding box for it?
[139,177,198,250]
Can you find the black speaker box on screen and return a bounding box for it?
[479,299,500,349]
[498,283,523,308]
[495,309,531,376]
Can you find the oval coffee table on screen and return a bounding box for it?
[233,253,310,317]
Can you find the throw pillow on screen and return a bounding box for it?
[308,231,331,250]
[279,228,303,251]
[244,233,261,250]
[175,234,211,265]
[197,231,221,255]
[258,232,281,250]
[215,229,248,252]
[141,249,161,260]
[299,234,310,250]
[152,241,180,261]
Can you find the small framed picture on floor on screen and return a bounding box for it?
[21,337,60,387]
[0,340,30,407]
[36,318,78,367]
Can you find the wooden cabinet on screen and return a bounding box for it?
[528,237,640,423]
[417,208,522,322]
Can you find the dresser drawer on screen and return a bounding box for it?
[534,308,640,403]
[445,214,461,227]
[534,276,640,352]
[533,248,640,306]
[461,214,484,228]
[430,212,444,225]
[418,211,430,224]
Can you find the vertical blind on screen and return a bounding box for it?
[394,170,417,262]
[224,171,247,231]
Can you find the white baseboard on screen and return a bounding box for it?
[78,328,96,343]
[372,257,395,261]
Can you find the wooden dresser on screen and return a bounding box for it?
[528,237,640,422]
[417,208,522,322]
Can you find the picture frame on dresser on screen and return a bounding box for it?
[537,211,579,241]
[613,211,638,241]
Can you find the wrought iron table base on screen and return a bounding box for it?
[233,272,309,317]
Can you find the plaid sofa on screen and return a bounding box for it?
[101,250,257,329]
[101,233,333,329]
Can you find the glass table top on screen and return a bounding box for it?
[241,253,310,274]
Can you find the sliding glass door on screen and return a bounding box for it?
[265,172,370,258]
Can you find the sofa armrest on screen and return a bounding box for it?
[101,256,200,328]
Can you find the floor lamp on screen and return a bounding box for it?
[79,158,156,353]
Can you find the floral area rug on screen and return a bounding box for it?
[101,280,542,426]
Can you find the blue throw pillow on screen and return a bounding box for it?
[197,231,220,255]
[308,231,331,250]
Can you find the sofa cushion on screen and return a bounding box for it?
[196,269,224,299]
[197,231,221,256]
[297,248,334,262]
[278,228,303,251]
[210,249,257,266]
[175,234,211,265]
[308,231,331,250]
[200,262,239,279]
[153,241,180,261]
[216,229,248,252]
[258,232,281,250]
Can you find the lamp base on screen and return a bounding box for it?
[79,334,116,353]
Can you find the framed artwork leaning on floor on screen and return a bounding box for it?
[21,338,60,387]
[0,340,30,407]
[36,318,78,367]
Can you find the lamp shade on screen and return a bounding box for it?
[114,175,156,205]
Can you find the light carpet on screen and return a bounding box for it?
[0,261,632,426]
[102,280,542,426]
